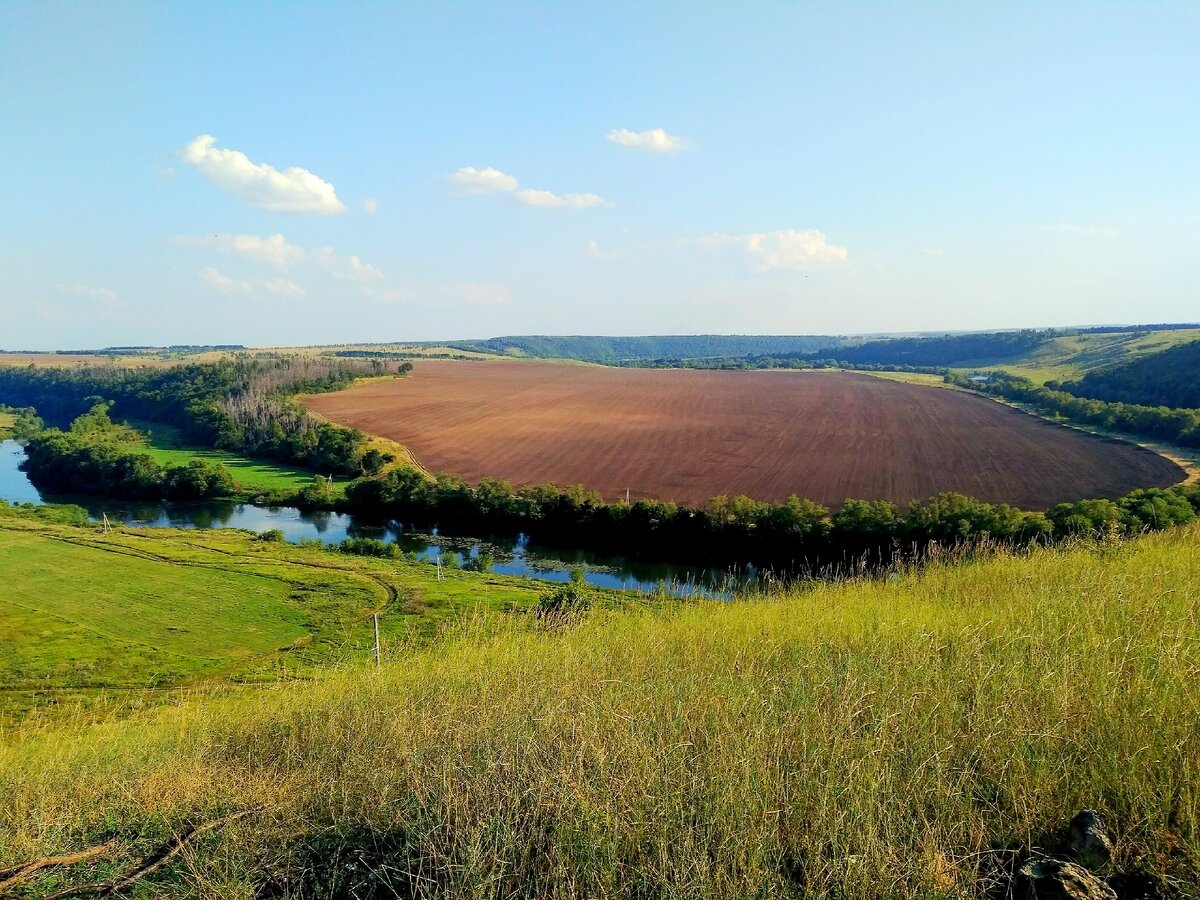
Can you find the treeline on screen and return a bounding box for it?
[444,334,844,362]
[0,356,405,475]
[1056,340,1200,409]
[625,356,947,375]
[951,371,1200,448]
[616,329,1061,371]
[342,467,1200,570]
[802,329,1052,367]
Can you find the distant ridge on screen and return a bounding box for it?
[437,334,847,361]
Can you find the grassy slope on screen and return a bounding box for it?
[0,509,543,717]
[0,529,303,691]
[0,410,14,436]
[1,525,1197,897]
[969,327,1200,384]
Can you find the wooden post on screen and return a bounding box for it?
[372,612,381,669]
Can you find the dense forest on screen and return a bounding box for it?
[0,356,408,475]
[1056,340,1200,409]
[950,371,1200,448]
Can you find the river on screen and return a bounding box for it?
[0,439,748,596]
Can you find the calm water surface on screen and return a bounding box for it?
[0,439,746,596]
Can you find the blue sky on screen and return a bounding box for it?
[1,2,1197,349]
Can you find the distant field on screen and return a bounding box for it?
[304,360,1184,509]
[0,352,179,368]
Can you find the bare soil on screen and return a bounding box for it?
[303,361,1185,509]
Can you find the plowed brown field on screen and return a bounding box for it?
[303,361,1185,509]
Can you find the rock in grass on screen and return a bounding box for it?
[1019,858,1117,900]
[1068,809,1114,869]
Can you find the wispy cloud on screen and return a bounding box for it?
[697,228,848,270]
[179,233,381,291]
[314,247,383,281]
[362,198,379,213]
[198,268,309,300]
[607,127,689,153]
[446,166,520,194]
[447,166,609,209]
[181,135,346,214]
[199,266,254,295]
[175,233,305,268]
[514,189,609,209]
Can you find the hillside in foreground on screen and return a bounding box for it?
[2,525,1198,898]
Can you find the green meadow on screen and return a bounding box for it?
[0,506,543,718]
[129,420,350,494]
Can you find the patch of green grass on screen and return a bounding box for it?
[0,512,544,719]
[129,421,349,494]
[0,411,14,436]
[0,529,305,692]
[0,524,1197,897]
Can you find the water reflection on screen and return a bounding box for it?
[0,440,740,597]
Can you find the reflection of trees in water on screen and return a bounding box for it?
[166,501,237,530]
[300,508,335,533]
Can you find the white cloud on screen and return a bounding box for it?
[447,166,607,209]
[199,266,254,295]
[362,198,379,213]
[514,188,609,209]
[607,127,689,153]
[314,246,383,281]
[699,229,848,269]
[446,166,520,194]
[181,134,347,214]
[176,233,305,268]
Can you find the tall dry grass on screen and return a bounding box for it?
[2,527,1198,898]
